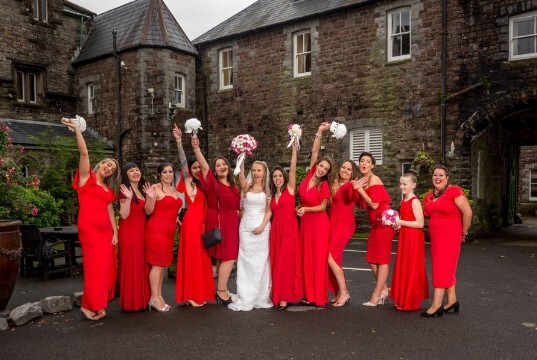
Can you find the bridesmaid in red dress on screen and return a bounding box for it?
[390,171,429,311]
[356,152,396,307]
[422,164,472,317]
[192,135,240,305]
[270,139,301,310]
[297,123,334,306]
[327,160,366,307]
[117,163,151,311]
[62,118,119,321]
[173,125,215,307]
[144,163,182,312]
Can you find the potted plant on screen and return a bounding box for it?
[530,202,537,216]
[412,149,436,174]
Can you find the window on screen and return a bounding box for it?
[530,170,537,200]
[510,11,537,61]
[402,162,412,175]
[174,74,185,108]
[219,48,233,90]
[87,84,96,114]
[294,30,311,77]
[16,69,40,103]
[350,128,383,165]
[388,8,411,61]
[33,0,48,22]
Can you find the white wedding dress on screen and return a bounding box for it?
[228,191,272,311]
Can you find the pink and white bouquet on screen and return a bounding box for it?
[287,123,303,149]
[184,118,202,135]
[63,115,87,132]
[330,121,347,139]
[231,134,258,175]
[381,209,400,230]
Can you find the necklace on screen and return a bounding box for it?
[432,186,448,199]
[161,182,175,195]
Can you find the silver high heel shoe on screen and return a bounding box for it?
[148,297,168,312]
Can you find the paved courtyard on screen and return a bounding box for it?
[1,227,536,359]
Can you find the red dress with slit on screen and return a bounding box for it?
[270,187,302,305]
[389,196,429,310]
[328,182,360,296]
[424,186,465,288]
[118,194,150,311]
[73,169,116,312]
[298,167,331,306]
[199,170,240,261]
[359,184,395,265]
[175,178,215,304]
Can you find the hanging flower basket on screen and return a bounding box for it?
[412,150,435,174]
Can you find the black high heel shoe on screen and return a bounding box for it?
[215,289,232,306]
[420,306,444,318]
[443,301,460,314]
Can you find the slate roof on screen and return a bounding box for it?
[193,0,372,44]
[0,119,114,152]
[75,0,197,64]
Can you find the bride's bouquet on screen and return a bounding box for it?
[330,121,347,139]
[287,123,303,150]
[184,118,202,135]
[231,134,258,175]
[381,209,400,231]
[63,115,87,132]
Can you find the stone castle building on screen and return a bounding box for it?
[1,0,537,234]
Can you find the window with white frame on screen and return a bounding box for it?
[87,83,96,114]
[33,0,48,22]
[401,162,412,175]
[16,69,40,103]
[294,30,311,77]
[530,170,537,200]
[510,11,537,61]
[388,8,411,62]
[350,128,383,165]
[174,74,185,108]
[219,48,233,90]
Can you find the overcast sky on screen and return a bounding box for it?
[72,0,257,40]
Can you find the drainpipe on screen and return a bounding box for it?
[113,29,125,166]
[440,0,447,164]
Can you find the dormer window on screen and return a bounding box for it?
[33,0,48,22]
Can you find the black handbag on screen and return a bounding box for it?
[202,181,222,249]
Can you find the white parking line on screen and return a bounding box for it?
[342,267,372,271]
[344,249,396,255]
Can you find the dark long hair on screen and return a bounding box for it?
[331,159,359,194]
[188,156,201,189]
[121,162,147,204]
[314,156,335,193]
[270,166,289,197]
[211,156,236,188]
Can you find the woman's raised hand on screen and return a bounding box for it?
[143,182,155,199]
[173,123,182,141]
[318,122,330,133]
[61,117,79,131]
[351,177,368,190]
[120,184,133,200]
[191,135,200,149]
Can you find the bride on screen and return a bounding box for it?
[228,160,273,311]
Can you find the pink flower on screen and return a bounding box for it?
[31,207,39,216]
[20,147,25,154]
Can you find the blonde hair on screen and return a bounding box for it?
[94,158,120,191]
[245,160,270,198]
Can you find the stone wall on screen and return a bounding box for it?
[518,145,537,215]
[0,0,90,122]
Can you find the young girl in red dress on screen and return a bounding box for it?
[355,152,395,307]
[118,163,151,311]
[389,171,429,311]
[173,125,215,307]
[297,123,334,306]
[62,118,119,321]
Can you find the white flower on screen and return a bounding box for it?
[330,121,347,139]
[65,115,86,132]
[184,118,202,135]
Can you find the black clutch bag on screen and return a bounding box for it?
[202,227,222,248]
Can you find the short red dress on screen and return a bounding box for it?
[298,167,331,306]
[118,194,150,311]
[144,194,182,267]
[424,186,465,288]
[270,187,302,305]
[73,169,116,312]
[175,178,215,304]
[389,196,429,310]
[359,184,395,265]
[199,170,240,261]
[327,182,359,296]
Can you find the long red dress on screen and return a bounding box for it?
[328,182,360,296]
[73,169,116,312]
[199,170,240,261]
[298,167,331,306]
[424,186,465,288]
[118,195,150,311]
[175,178,215,304]
[359,184,395,265]
[145,195,182,267]
[270,188,302,305]
[389,196,429,310]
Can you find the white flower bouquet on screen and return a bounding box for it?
[330,121,347,139]
[184,118,203,135]
[287,123,303,149]
[231,134,258,175]
[63,115,87,132]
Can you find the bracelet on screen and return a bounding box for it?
[315,133,322,139]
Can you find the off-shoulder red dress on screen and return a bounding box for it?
[73,169,116,312]
[298,167,331,306]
